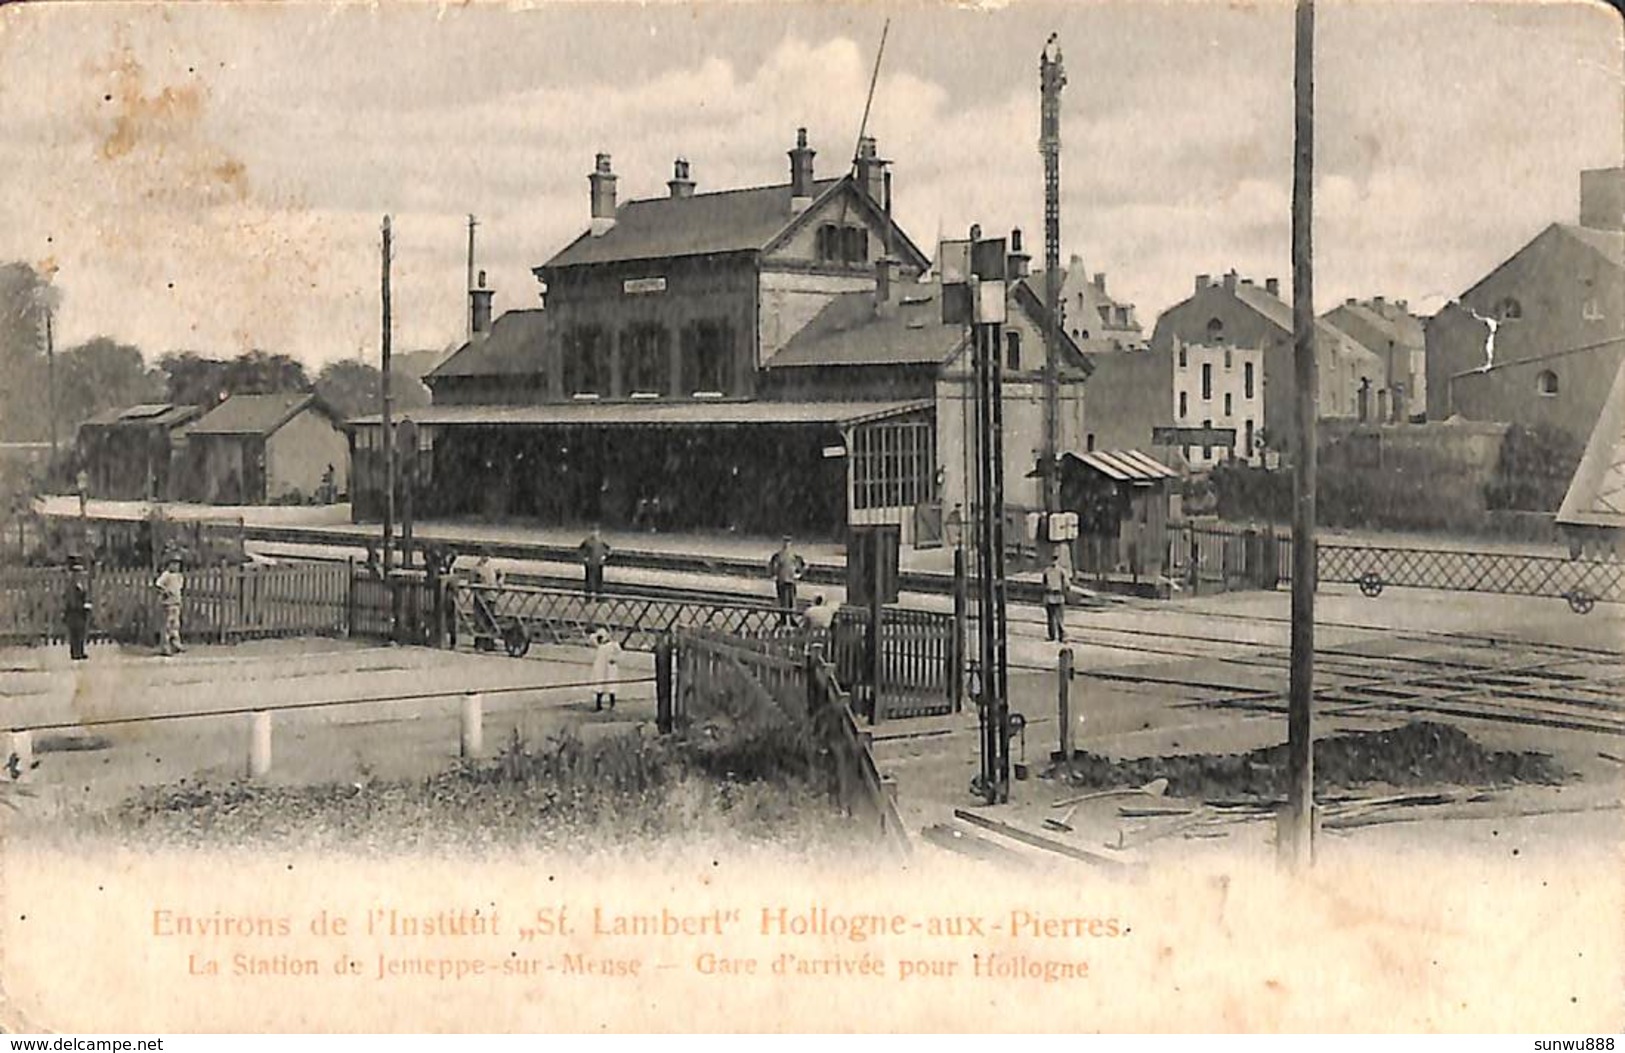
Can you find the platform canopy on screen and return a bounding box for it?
[1062,449,1179,485]
[347,399,931,430]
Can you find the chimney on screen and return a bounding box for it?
[854,136,887,206]
[1372,295,1386,308]
[1265,277,1280,297]
[1007,228,1031,280]
[1093,272,1106,294]
[788,128,816,213]
[1344,296,1356,306]
[589,153,617,237]
[1580,167,1625,231]
[1222,271,1238,292]
[667,157,695,199]
[1396,299,1409,313]
[874,257,901,316]
[469,270,494,342]
[1195,274,1211,291]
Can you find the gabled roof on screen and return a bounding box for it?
[1231,283,1376,360]
[1323,301,1425,352]
[1558,355,1625,529]
[187,392,335,436]
[538,176,931,272]
[428,310,549,379]
[1559,223,1625,268]
[766,277,1091,375]
[767,284,963,370]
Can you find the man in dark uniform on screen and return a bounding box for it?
[578,526,611,599]
[64,554,92,661]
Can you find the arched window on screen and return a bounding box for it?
[1495,297,1523,321]
[1536,370,1559,396]
[1206,317,1225,342]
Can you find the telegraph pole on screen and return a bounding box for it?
[1040,34,1066,522]
[43,303,57,460]
[381,215,395,574]
[1283,0,1318,870]
[466,214,478,343]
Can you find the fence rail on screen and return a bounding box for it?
[1307,543,1625,611]
[0,563,355,646]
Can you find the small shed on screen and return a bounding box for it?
[1059,449,1178,583]
[76,403,202,501]
[181,393,348,505]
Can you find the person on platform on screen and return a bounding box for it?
[802,593,837,633]
[473,550,504,590]
[578,526,611,599]
[590,627,623,712]
[1042,553,1069,643]
[154,554,186,656]
[64,554,92,661]
[767,535,807,626]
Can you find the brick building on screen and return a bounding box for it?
[1425,168,1625,449]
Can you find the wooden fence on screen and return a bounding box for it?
[672,627,910,856]
[1,562,369,646]
[1163,521,1284,594]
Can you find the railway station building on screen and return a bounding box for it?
[350,130,958,541]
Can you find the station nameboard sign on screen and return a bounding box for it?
[623,277,667,295]
[1152,426,1237,446]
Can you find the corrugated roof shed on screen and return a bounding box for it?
[428,310,549,378]
[82,403,200,429]
[1065,449,1178,484]
[187,393,328,436]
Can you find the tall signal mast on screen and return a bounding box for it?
[1040,34,1066,520]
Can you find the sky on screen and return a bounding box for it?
[0,0,1619,368]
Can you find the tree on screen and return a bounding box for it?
[159,352,233,409]
[314,359,430,421]
[0,262,54,440]
[223,350,310,395]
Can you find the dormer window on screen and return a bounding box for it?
[1536,369,1559,396]
[1495,297,1523,321]
[1206,317,1225,342]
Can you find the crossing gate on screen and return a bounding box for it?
[449,582,789,655]
[1310,544,1625,614]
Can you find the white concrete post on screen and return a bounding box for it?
[247,711,273,779]
[460,693,484,758]
[7,730,33,781]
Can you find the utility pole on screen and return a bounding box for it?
[381,215,395,575]
[1283,0,1317,870]
[466,214,478,343]
[43,303,56,460]
[1040,34,1066,524]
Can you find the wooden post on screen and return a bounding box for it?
[1282,0,1318,872]
[951,547,967,712]
[868,528,883,726]
[247,711,272,779]
[655,637,675,734]
[460,693,484,758]
[1057,646,1075,763]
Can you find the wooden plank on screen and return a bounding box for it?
[952,809,1139,873]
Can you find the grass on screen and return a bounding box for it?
[87,724,860,859]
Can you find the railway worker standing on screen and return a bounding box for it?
[590,627,623,712]
[154,554,186,656]
[578,526,611,599]
[1042,553,1069,643]
[767,535,807,626]
[64,554,92,662]
[803,593,837,633]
